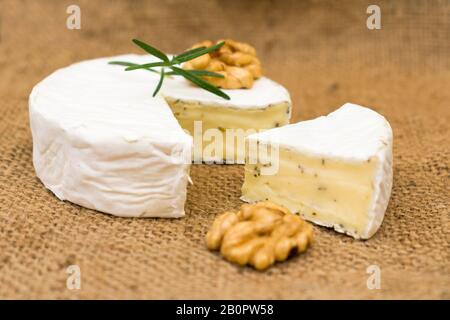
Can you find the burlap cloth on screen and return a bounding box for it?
[0,0,448,299]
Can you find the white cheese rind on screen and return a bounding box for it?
[249,103,392,162]
[364,143,393,238]
[242,103,393,239]
[29,56,192,218]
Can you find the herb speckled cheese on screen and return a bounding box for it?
[241,103,393,239]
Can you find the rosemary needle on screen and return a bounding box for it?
[153,68,164,97]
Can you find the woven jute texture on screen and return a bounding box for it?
[0,0,449,299]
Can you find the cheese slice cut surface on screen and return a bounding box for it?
[161,57,292,163]
[164,91,290,164]
[241,103,393,239]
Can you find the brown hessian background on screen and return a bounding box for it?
[0,0,449,299]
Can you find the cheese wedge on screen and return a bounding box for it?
[241,103,393,239]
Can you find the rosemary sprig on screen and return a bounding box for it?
[108,39,230,99]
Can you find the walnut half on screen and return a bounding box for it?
[206,202,313,270]
[182,39,262,89]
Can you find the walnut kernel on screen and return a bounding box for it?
[183,39,262,89]
[206,202,313,270]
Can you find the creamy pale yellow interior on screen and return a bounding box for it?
[165,98,290,163]
[241,147,378,236]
